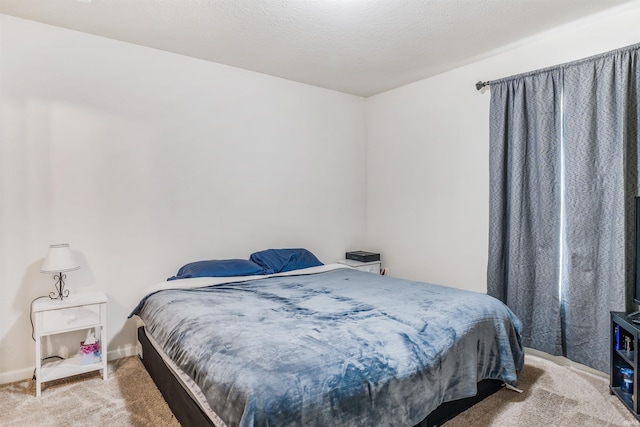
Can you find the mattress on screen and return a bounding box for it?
[131,264,524,426]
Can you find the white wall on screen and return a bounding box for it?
[0,15,366,381]
[365,2,640,291]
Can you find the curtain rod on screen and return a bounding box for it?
[475,42,640,92]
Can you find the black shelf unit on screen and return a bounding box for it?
[611,311,640,421]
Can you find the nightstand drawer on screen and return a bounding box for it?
[40,304,101,334]
[337,259,382,274]
[355,264,380,274]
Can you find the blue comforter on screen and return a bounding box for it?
[132,267,523,426]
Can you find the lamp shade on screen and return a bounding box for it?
[40,243,80,273]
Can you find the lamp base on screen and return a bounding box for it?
[49,272,70,300]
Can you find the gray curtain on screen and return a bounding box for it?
[562,48,639,371]
[488,44,640,372]
[487,70,564,357]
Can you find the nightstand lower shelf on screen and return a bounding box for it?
[40,356,105,383]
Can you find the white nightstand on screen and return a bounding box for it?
[32,291,108,396]
[337,259,382,274]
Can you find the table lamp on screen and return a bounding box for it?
[40,243,80,300]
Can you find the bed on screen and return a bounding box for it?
[130,260,524,426]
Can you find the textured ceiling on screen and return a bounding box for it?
[0,0,635,97]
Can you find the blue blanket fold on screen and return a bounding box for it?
[133,268,523,426]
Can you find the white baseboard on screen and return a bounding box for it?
[0,344,139,385]
[525,347,607,379]
[0,367,35,385]
[106,343,139,361]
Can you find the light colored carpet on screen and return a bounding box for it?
[444,355,639,427]
[0,357,179,426]
[0,354,638,426]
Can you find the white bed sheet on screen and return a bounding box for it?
[133,263,350,312]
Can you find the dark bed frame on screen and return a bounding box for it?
[138,327,502,427]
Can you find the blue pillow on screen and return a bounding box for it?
[167,259,266,281]
[249,248,323,274]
